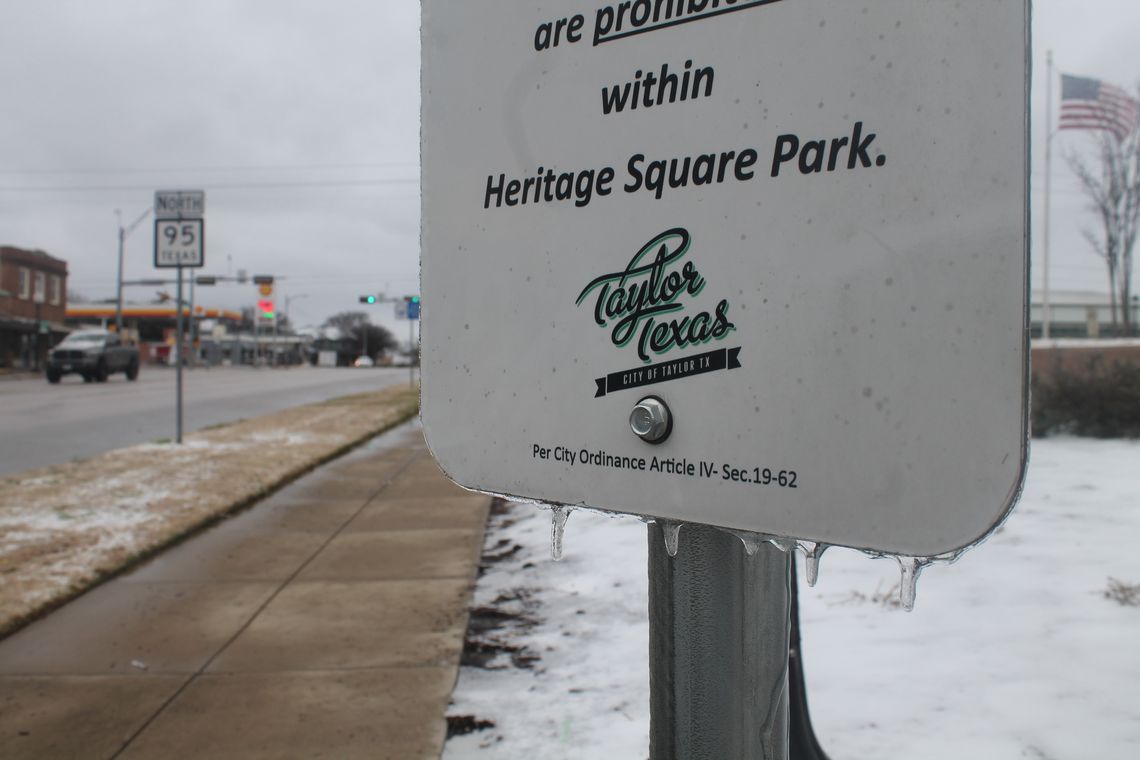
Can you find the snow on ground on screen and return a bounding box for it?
[444,501,650,759]
[444,437,1140,759]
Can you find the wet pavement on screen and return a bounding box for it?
[0,365,412,477]
[0,422,491,759]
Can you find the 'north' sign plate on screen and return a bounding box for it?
[155,190,205,220]
[421,0,1029,558]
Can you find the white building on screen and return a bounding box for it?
[1032,290,1140,338]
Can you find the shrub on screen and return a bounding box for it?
[1032,354,1140,438]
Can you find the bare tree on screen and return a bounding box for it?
[322,311,398,358]
[1067,115,1140,335]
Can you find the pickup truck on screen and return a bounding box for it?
[46,329,140,384]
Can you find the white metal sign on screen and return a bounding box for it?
[154,219,205,268]
[155,190,205,220]
[421,0,1029,558]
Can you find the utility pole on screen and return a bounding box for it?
[188,275,196,368]
[1042,50,1054,340]
[284,293,307,324]
[115,207,151,333]
[33,303,42,371]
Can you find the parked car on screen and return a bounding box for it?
[353,355,375,368]
[46,329,140,384]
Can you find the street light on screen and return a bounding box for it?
[284,293,308,324]
[115,207,151,332]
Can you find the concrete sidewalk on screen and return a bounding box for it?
[0,422,491,759]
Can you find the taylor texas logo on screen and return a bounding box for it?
[575,227,741,398]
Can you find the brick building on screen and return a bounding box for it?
[0,246,69,369]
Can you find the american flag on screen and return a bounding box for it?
[1059,74,1138,140]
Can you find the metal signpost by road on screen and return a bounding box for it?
[395,295,420,386]
[423,2,1029,756]
[405,296,419,386]
[154,190,205,444]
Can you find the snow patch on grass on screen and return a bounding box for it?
[0,385,419,635]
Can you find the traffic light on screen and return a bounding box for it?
[195,276,217,286]
[359,295,377,304]
[258,298,275,319]
[252,275,274,285]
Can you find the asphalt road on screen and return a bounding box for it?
[0,365,414,477]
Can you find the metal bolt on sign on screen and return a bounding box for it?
[630,396,672,444]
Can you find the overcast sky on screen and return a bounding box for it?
[1,1,1137,332]
[0,0,419,333]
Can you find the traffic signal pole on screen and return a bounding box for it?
[359,294,420,381]
[358,294,378,364]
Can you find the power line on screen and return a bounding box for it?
[68,272,420,287]
[0,161,417,176]
[0,178,417,193]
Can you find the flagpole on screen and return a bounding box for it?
[1042,50,1054,340]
